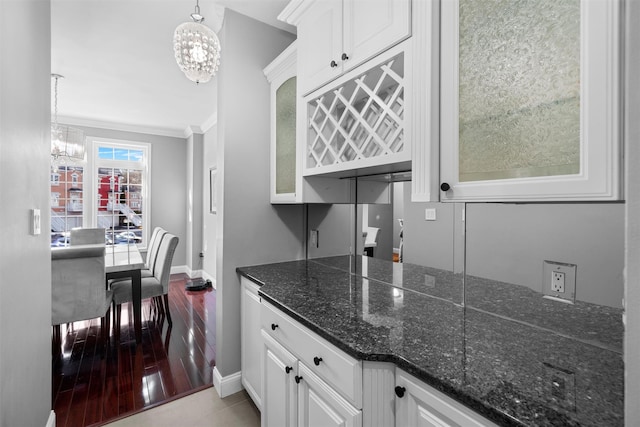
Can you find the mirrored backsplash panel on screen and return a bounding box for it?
[305,172,625,311]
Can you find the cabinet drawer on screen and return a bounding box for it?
[262,301,363,408]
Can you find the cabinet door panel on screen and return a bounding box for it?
[298,0,343,94]
[343,0,411,74]
[396,370,496,427]
[240,278,262,409]
[262,331,298,427]
[298,363,362,427]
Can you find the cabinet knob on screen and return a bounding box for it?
[295,375,303,384]
[440,182,451,192]
[395,386,406,398]
[330,60,338,68]
[271,323,278,331]
[285,366,293,374]
[341,53,349,61]
[313,356,323,366]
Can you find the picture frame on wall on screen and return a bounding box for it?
[210,167,217,214]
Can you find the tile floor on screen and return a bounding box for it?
[102,387,260,427]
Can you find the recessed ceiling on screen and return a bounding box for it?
[51,0,295,138]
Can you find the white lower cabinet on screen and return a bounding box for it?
[262,330,298,427]
[260,301,362,427]
[240,277,262,409]
[298,362,362,427]
[395,369,497,427]
[250,297,495,427]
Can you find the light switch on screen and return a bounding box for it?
[31,208,41,235]
[425,208,436,221]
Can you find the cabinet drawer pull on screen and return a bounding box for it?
[285,366,293,374]
[313,356,323,366]
[330,60,338,68]
[295,375,303,384]
[440,182,451,192]
[341,53,349,61]
[271,323,278,330]
[395,386,406,398]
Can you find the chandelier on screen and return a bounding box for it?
[173,0,221,84]
[51,74,86,163]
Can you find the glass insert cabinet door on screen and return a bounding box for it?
[264,42,300,203]
[440,0,622,201]
[275,76,297,196]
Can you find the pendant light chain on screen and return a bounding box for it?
[53,74,59,128]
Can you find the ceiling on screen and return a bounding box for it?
[51,0,295,138]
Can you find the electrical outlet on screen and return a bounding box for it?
[551,271,565,293]
[543,261,577,303]
[543,362,576,412]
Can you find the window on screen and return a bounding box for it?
[50,166,84,246]
[92,139,149,246]
[50,138,150,247]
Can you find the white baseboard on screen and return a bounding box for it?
[46,410,56,427]
[212,367,243,398]
[171,265,189,275]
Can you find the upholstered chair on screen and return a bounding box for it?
[70,227,106,245]
[142,226,167,278]
[51,243,111,354]
[111,233,179,334]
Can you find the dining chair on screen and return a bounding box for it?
[111,233,179,335]
[70,227,106,245]
[142,226,167,278]
[51,243,111,356]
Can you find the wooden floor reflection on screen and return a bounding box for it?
[52,274,216,427]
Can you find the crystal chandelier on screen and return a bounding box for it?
[173,0,221,84]
[51,74,86,163]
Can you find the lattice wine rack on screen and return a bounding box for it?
[307,52,405,170]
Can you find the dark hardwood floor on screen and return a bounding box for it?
[52,274,216,427]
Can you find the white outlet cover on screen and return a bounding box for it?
[543,260,577,303]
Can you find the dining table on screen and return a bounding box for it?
[105,243,145,344]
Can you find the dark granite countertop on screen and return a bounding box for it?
[237,256,623,427]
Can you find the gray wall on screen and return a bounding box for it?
[0,1,53,425]
[74,125,188,267]
[215,10,301,379]
[187,132,204,273]
[625,0,640,422]
[202,124,217,282]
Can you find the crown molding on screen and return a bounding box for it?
[58,115,188,139]
[263,41,297,82]
[200,112,218,134]
[277,0,313,25]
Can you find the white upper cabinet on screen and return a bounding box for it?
[280,0,411,96]
[440,0,622,201]
[264,42,299,203]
